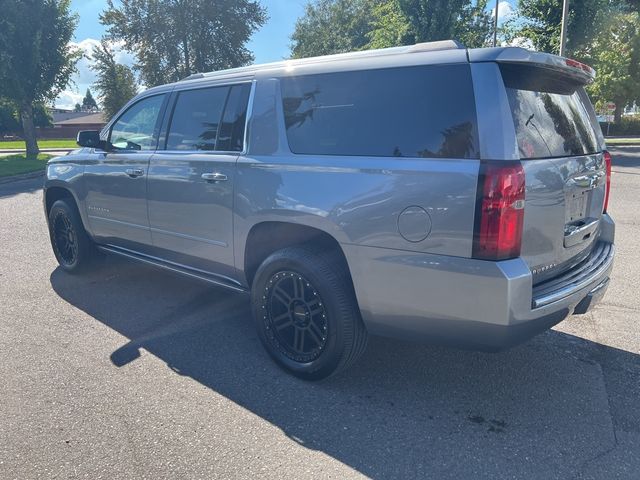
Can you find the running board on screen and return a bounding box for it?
[97,245,248,293]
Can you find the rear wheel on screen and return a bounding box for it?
[251,246,368,380]
[48,199,96,273]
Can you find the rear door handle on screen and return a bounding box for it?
[201,172,228,182]
[125,168,144,178]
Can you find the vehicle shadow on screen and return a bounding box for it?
[50,256,640,479]
[0,176,43,199]
[609,146,640,170]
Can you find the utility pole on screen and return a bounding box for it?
[493,0,499,47]
[559,0,569,57]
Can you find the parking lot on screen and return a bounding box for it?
[1,147,638,479]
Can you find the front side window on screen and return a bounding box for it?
[110,94,165,151]
[280,64,479,159]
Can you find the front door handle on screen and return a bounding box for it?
[125,168,144,178]
[201,172,228,182]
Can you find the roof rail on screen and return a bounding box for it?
[182,72,205,81]
[407,40,465,53]
[178,40,466,83]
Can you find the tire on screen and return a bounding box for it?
[48,198,96,273]
[251,245,368,380]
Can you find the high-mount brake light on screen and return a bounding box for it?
[565,58,595,76]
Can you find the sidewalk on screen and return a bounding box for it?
[604,136,640,146]
[0,148,74,156]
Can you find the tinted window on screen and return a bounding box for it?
[110,94,165,150]
[166,86,229,151]
[281,64,479,158]
[501,64,599,159]
[216,84,251,152]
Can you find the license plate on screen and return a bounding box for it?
[566,190,589,222]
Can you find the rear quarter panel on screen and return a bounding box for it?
[234,72,480,280]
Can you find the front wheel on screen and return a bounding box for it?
[48,199,96,273]
[251,246,368,380]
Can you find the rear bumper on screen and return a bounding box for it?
[342,215,615,351]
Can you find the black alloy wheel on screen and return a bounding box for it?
[251,246,368,380]
[48,199,96,273]
[262,271,329,363]
[52,210,79,266]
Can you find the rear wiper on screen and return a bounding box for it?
[524,113,553,156]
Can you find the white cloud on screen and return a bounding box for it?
[55,38,138,109]
[507,36,536,50]
[55,90,85,110]
[490,1,515,24]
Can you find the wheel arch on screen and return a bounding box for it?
[43,184,91,235]
[44,186,76,216]
[242,221,353,289]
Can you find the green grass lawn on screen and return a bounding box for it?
[605,137,640,146]
[0,154,53,177]
[0,139,77,149]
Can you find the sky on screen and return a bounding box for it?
[57,0,515,109]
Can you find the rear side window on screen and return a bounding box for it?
[166,83,250,152]
[281,64,479,159]
[167,86,229,151]
[501,64,599,159]
[217,84,251,152]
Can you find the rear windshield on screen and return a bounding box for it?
[501,63,600,159]
[280,64,479,159]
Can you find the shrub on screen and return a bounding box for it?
[599,115,640,136]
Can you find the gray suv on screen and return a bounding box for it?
[44,41,615,380]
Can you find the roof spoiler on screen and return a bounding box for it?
[468,47,596,84]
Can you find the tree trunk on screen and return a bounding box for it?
[614,102,623,124]
[183,37,191,76]
[20,102,39,156]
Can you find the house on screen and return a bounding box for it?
[38,112,107,139]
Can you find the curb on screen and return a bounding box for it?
[0,170,45,185]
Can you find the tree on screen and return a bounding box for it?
[587,11,640,123]
[0,99,51,135]
[367,1,412,49]
[0,0,81,155]
[82,89,98,111]
[74,103,82,112]
[91,41,139,120]
[290,0,374,58]
[515,0,612,57]
[0,98,20,136]
[100,0,267,86]
[396,0,492,48]
[290,0,492,59]
[33,104,53,128]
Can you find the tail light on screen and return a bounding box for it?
[473,162,526,260]
[603,150,612,213]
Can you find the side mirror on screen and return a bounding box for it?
[76,130,102,148]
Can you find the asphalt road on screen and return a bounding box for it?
[1,148,639,479]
